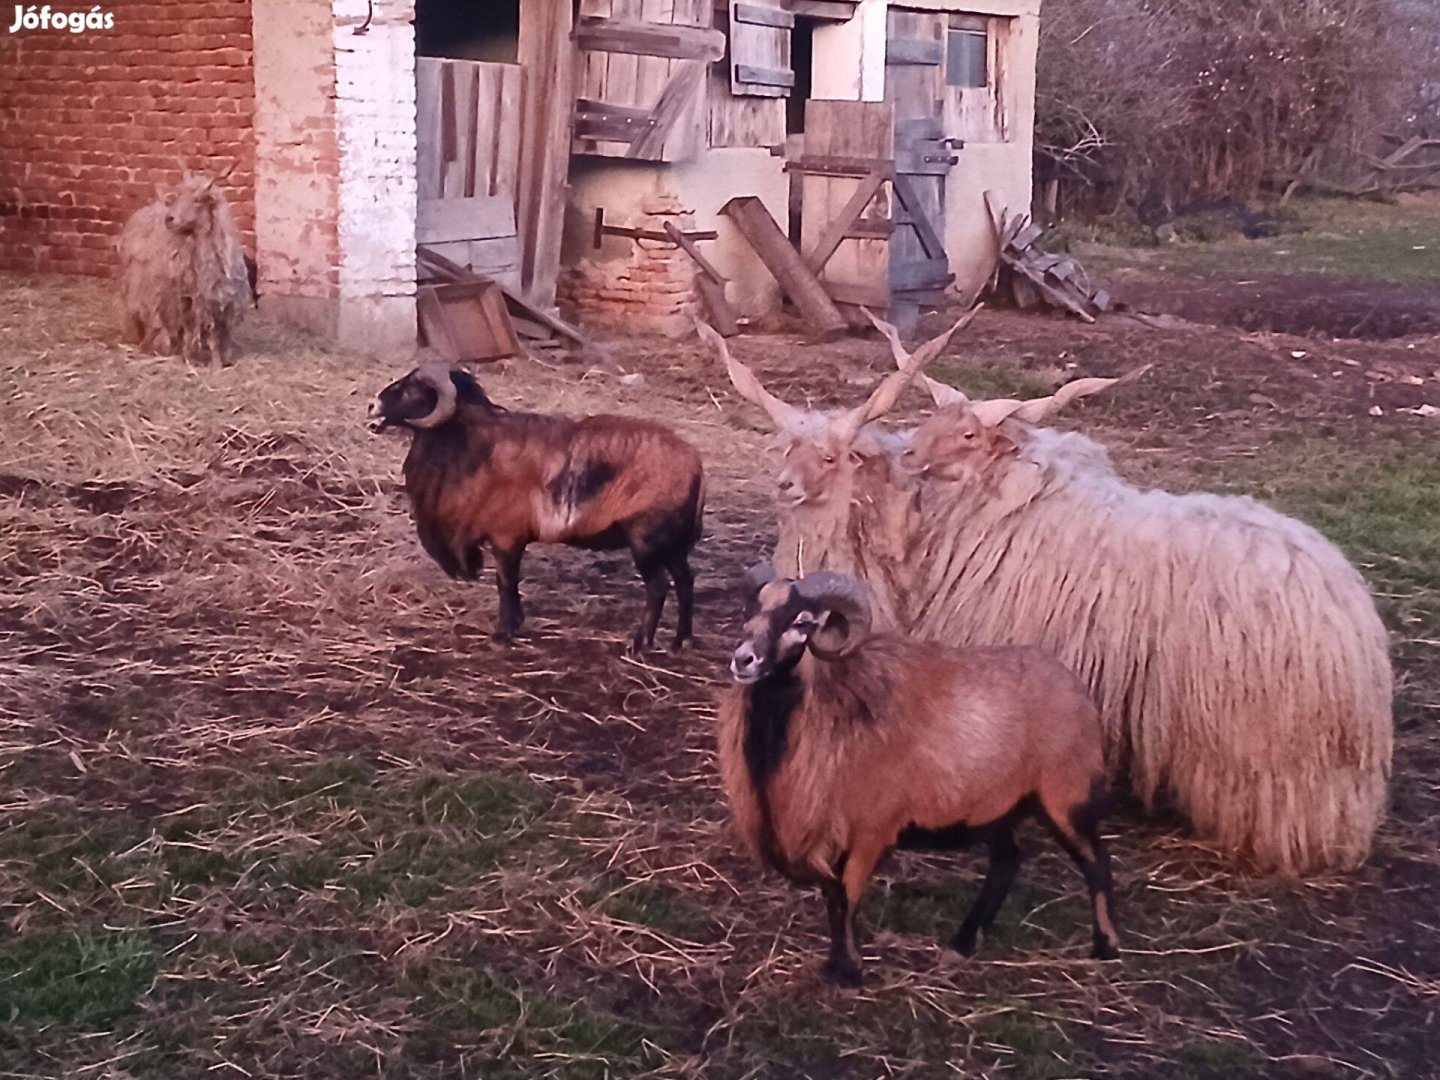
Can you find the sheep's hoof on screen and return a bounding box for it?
[667,637,693,656]
[491,629,517,646]
[949,930,980,958]
[820,956,863,987]
[1092,937,1120,961]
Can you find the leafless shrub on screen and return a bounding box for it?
[1037,0,1431,216]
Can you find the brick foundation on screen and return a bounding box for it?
[0,1,257,276]
[561,194,701,336]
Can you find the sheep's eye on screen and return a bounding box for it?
[822,455,836,465]
[792,610,819,629]
[963,432,976,441]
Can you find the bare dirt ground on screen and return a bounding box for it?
[1,269,1438,1080]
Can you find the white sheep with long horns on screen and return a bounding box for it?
[702,313,1392,874]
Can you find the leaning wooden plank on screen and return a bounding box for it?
[694,273,739,337]
[1007,258,1095,322]
[663,221,728,284]
[575,17,726,61]
[721,196,849,340]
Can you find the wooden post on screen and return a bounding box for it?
[720,196,849,341]
[517,0,576,313]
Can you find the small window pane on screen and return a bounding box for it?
[946,28,987,88]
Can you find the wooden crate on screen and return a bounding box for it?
[416,281,521,363]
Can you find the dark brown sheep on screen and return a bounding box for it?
[368,364,705,653]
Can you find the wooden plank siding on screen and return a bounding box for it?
[573,0,715,161]
[416,58,525,293]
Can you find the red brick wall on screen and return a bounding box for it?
[0,2,256,276]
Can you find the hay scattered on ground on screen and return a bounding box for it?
[1,273,1437,1078]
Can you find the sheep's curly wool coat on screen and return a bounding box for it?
[776,424,1392,876]
[118,176,250,366]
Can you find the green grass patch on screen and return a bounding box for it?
[1173,1036,1266,1079]
[0,928,156,1028]
[930,362,1055,403]
[1077,193,1440,285]
[971,1009,1099,1080]
[589,878,712,940]
[403,960,656,1078]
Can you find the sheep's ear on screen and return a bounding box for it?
[988,430,1018,456]
[921,374,969,407]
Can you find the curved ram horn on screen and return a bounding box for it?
[409,363,459,429]
[866,305,983,411]
[832,306,982,444]
[794,571,872,659]
[694,317,803,432]
[742,560,778,600]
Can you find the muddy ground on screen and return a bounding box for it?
[0,269,1437,1079]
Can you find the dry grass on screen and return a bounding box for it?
[1,274,1437,1079]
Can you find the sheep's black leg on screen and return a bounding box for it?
[950,824,1022,957]
[628,551,670,655]
[663,549,694,652]
[820,878,862,987]
[492,544,526,643]
[1038,795,1120,961]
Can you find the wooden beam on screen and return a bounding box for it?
[575,17,726,62]
[694,273,739,337]
[891,174,947,261]
[735,65,796,89]
[628,60,707,160]
[820,279,890,310]
[734,2,794,28]
[885,38,944,65]
[889,257,953,292]
[663,221,728,284]
[517,0,576,312]
[721,196,848,341]
[790,0,857,19]
[802,169,886,273]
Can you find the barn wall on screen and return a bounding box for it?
[943,8,1039,301]
[0,1,257,277]
[245,0,418,352]
[561,151,789,332]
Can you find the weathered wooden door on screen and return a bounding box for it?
[416,58,524,291]
[795,99,897,314]
[885,7,958,304]
[572,0,724,161]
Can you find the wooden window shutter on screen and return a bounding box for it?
[573,1,724,162]
[728,0,794,98]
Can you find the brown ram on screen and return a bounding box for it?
[369,364,705,653]
[718,566,1119,986]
